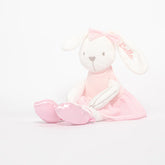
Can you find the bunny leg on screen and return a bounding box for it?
[34,100,62,123]
[55,103,103,125]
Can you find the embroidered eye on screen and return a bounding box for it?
[83,52,85,56]
[102,52,105,56]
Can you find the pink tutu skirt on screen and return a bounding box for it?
[77,88,146,121]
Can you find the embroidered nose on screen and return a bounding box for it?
[89,56,96,62]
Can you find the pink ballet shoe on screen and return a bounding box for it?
[55,103,93,125]
[34,100,62,123]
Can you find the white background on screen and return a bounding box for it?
[0,0,165,165]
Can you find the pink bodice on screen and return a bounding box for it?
[84,67,117,98]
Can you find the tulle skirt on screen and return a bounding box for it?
[77,88,146,121]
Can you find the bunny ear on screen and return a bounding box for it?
[117,40,148,74]
[62,34,87,51]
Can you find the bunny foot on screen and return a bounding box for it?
[55,103,94,125]
[34,100,62,123]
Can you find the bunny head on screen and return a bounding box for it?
[63,29,148,74]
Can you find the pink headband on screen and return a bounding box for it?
[88,29,133,58]
[88,29,121,43]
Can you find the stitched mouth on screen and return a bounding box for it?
[92,62,96,72]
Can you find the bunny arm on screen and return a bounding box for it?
[67,81,85,103]
[89,80,120,110]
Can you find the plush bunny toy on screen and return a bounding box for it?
[34,29,148,125]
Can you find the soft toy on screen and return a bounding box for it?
[34,29,148,125]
